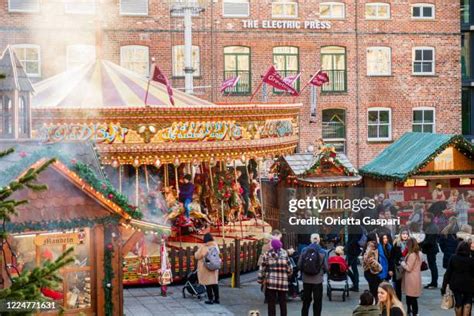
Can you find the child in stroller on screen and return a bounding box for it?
[182,269,207,299]
[327,246,350,301]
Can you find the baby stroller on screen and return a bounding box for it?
[326,250,350,301]
[182,270,206,299]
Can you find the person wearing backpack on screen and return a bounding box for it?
[257,239,293,316]
[298,233,328,316]
[195,233,221,304]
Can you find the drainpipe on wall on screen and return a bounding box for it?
[355,0,360,168]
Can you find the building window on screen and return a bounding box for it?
[462,0,470,25]
[66,45,96,70]
[64,0,95,15]
[172,45,200,77]
[368,108,391,141]
[413,108,435,133]
[8,0,40,12]
[222,0,249,17]
[322,109,346,153]
[120,0,148,16]
[365,3,390,20]
[224,46,251,95]
[273,46,299,93]
[413,47,435,75]
[367,47,391,76]
[462,88,473,135]
[12,45,41,77]
[321,46,346,92]
[320,2,345,19]
[18,96,29,137]
[120,45,149,77]
[272,1,298,19]
[412,3,435,19]
[0,96,13,137]
[462,33,471,80]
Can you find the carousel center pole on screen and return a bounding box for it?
[219,161,225,242]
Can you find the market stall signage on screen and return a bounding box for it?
[34,233,81,246]
[158,121,243,142]
[38,123,128,144]
[242,19,331,30]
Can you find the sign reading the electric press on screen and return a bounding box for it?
[242,19,332,30]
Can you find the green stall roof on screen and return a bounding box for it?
[359,132,474,182]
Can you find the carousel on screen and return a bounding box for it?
[30,59,302,284]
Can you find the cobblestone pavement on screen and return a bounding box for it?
[125,254,452,316]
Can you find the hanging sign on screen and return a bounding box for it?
[158,121,243,142]
[34,232,82,246]
[242,20,331,30]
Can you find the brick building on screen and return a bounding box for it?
[0,0,461,167]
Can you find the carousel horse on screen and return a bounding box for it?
[188,193,212,225]
[248,179,262,218]
[227,181,244,222]
[163,186,184,222]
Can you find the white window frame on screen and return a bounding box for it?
[412,107,435,133]
[272,1,298,19]
[222,0,250,18]
[366,46,391,76]
[172,45,200,77]
[365,2,390,20]
[64,0,96,15]
[367,107,392,141]
[8,0,40,13]
[66,45,96,70]
[319,2,345,20]
[120,45,150,77]
[12,44,41,78]
[411,3,435,20]
[119,0,149,16]
[412,47,435,75]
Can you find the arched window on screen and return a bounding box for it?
[273,46,299,92]
[322,109,346,153]
[320,46,346,92]
[1,96,13,137]
[224,46,251,95]
[19,96,29,137]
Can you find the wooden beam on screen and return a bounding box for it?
[121,230,145,255]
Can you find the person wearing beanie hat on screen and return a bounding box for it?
[195,233,220,304]
[258,235,292,316]
[298,233,328,316]
[179,174,195,220]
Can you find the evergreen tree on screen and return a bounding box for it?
[0,148,74,314]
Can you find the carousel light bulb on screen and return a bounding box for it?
[154,158,161,169]
[133,158,140,168]
[173,158,180,168]
[192,158,200,167]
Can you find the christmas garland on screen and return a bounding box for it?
[213,170,235,202]
[103,227,115,316]
[5,216,120,233]
[72,162,143,219]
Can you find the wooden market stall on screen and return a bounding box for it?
[29,59,301,285]
[266,144,362,248]
[360,132,474,226]
[0,151,132,316]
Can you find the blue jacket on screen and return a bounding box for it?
[377,243,392,280]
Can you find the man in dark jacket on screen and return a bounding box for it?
[345,213,363,292]
[298,233,328,316]
[421,212,439,288]
[236,169,250,217]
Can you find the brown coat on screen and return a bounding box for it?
[401,252,422,297]
[195,241,219,285]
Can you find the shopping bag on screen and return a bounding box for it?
[440,285,454,310]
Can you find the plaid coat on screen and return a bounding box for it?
[257,249,293,291]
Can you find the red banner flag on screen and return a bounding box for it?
[220,75,240,93]
[283,73,300,86]
[262,66,299,96]
[309,70,330,87]
[150,65,175,106]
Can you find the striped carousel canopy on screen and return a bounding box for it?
[32,60,214,108]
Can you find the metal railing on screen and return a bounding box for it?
[322,121,345,139]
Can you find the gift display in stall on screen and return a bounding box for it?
[360,132,474,229]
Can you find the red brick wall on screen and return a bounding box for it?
[0,0,461,167]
